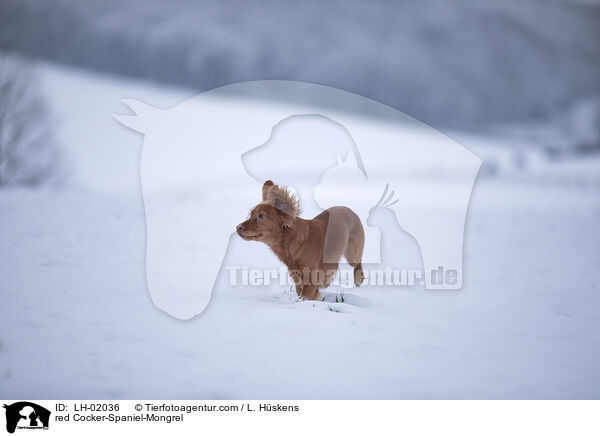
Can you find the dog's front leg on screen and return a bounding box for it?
[293,282,317,300]
[289,268,322,300]
[299,285,322,301]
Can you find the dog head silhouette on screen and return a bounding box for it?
[3,402,50,434]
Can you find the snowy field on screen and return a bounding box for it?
[1,63,599,399]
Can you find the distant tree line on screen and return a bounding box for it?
[0,52,64,186]
[0,0,599,141]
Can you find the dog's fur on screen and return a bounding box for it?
[237,180,365,300]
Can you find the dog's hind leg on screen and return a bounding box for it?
[352,263,364,287]
[344,225,365,287]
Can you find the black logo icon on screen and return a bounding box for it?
[3,402,50,434]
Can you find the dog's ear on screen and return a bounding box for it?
[278,209,295,231]
[261,181,300,219]
[262,180,275,201]
[273,197,294,217]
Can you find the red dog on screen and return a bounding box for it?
[237,180,365,300]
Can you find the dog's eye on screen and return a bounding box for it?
[257,213,265,220]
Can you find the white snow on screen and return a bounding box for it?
[0,62,599,399]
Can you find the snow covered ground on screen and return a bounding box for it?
[1,63,599,399]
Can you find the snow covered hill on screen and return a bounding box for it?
[0,62,599,398]
[1,0,599,131]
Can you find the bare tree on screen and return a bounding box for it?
[0,52,64,187]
